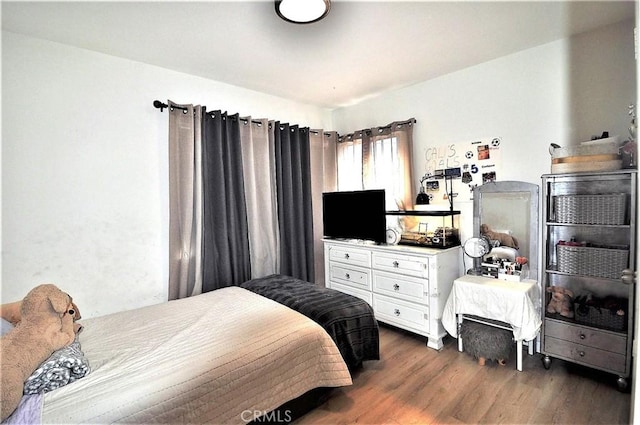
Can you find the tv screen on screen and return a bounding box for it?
[322,189,387,244]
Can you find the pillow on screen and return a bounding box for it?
[23,337,90,395]
[489,246,518,261]
[0,318,14,336]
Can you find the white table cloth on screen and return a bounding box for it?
[442,275,542,371]
[442,275,542,341]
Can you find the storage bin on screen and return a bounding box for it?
[556,244,628,279]
[554,193,626,225]
[550,137,622,173]
[573,296,628,331]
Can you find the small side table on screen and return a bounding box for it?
[442,274,542,371]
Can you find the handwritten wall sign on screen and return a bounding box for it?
[419,137,503,202]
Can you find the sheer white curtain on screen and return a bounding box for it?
[239,117,280,278]
[167,101,203,300]
[310,130,338,285]
[336,132,363,191]
[336,119,416,211]
[363,119,416,210]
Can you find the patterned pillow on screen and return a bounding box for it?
[23,337,91,395]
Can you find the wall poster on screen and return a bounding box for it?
[419,137,503,203]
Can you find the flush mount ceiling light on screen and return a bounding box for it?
[275,0,331,24]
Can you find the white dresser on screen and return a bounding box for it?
[323,239,461,350]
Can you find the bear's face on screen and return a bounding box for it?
[547,286,573,301]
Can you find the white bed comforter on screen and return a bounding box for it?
[41,287,352,424]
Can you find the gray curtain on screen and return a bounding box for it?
[273,122,314,282]
[309,130,338,285]
[167,101,203,300]
[201,110,251,291]
[239,117,280,278]
[165,101,319,292]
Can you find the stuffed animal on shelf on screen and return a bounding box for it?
[546,286,574,318]
[480,224,519,249]
[0,284,81,421]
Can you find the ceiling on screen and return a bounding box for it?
[1,1,635,109]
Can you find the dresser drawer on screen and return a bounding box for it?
[372,251,429,278]
[373,293,428,333]
[373,270,427,303]
[329,263,372,291]
[329,245,371,268]
[544,319,627,354]
[544,336,627,373]
[329,281,373,306]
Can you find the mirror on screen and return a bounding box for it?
[473,181,539,281]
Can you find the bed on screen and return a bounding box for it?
[239,274,380,371]
[30,286,352,424]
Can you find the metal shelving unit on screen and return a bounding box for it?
[540,170,636,390]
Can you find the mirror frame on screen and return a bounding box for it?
[473,181,539,281]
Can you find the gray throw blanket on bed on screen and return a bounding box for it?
[23,339,90,395]
[240,274,380,371]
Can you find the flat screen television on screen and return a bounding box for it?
[322,189,387,244]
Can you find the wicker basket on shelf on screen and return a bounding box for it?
[556,244,628,279]
[554,193,626,225]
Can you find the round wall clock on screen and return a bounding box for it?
[386,228,401,245]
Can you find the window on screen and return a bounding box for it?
[336,134,363,192]
[367,135,402,209]
[337,119,416,211]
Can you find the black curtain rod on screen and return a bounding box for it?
[338,118,417,141]
[155,102,415,135]
[153,100,265,127]
[153,100,189,112]
[153,100,338,137]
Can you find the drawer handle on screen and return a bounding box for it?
[393,284,400,291]
[579,333,586,340]
[394,308,401,316]
[344,253,350,259]
[579,351,585,357]
[392,261,400,268]
[345,273,350,280]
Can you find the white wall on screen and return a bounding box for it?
[1,31,332,318]
[2,19,635,318]
[332,19,636,244]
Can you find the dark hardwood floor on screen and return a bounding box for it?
[295,324,631,424]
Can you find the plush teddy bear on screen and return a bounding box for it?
[1,298,82,334]
[480,223,519,249]
[546,286,574,318]
[0,284,80,421]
